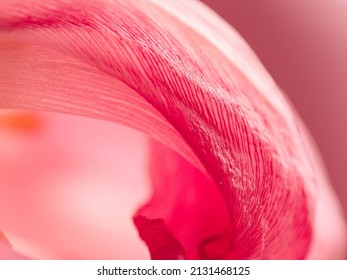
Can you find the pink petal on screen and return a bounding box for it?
[0,0,345,259]
[134,140,231,259]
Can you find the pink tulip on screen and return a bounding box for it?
[0,0,346,259]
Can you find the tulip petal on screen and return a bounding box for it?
[0,41,200,170]
[0,0,345,259]
[134,140,232,259]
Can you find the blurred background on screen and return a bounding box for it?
[202,0,347,217]
[1,0,346,259]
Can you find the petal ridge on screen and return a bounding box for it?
[0,0,345,259]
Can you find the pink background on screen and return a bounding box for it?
[202,0,347,216]
[1,0,346,259]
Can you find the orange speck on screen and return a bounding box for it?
[0,112,40,131]
[0,231,7,242]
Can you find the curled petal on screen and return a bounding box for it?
[134,140,231,259]
[0,0,345,259]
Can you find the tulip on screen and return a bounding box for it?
[0,111,151,259]
[0,0,346,259]
[203,0,347,221]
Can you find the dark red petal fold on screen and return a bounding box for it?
[133,216,186,260]
[0,0,345,259]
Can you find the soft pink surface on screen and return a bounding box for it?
[0,113,150,259]
[0,240,27,260]
[0,233,28,259]
[0,0,346,259]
